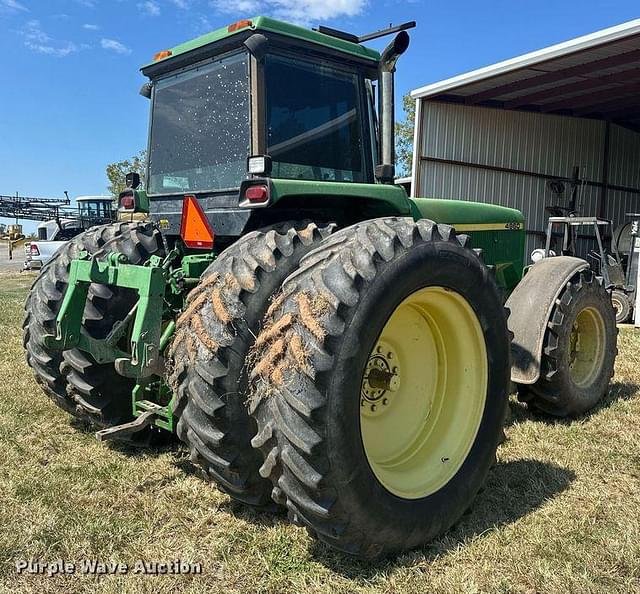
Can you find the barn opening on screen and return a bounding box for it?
[410,19,640,265]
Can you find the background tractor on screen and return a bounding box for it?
[23,16,617,558]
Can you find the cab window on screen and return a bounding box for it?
[264,55,368,183]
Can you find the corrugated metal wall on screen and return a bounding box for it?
[416,101,640,260]
[606,124,640,223]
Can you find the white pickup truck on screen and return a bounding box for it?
[25,243,65,270]
[23,221,70,270]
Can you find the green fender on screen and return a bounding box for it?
[269,179,412,216]
[506,256,590,385]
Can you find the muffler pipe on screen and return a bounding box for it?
[377,31,410,183]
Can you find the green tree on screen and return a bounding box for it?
[106,150,147,198]
[395,93,415,177]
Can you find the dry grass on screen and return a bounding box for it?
[0,271,639,593]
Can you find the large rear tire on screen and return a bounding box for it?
[168,222,333,508]
[517,270,617,417]
[248,217,510,558]
[24,222,165,427]
[24,223,127,418]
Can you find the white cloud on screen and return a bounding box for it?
[209,0,366,25]
[138,0,160,16]
[210,0,259,14]
[195,14,213,34]
[23,19,48,43]
[169,0,189,7]
[82,23,99,30]
[22,19,78,57]
[74,0,97,7]
[101,38,131,55]
[0,0,28,12]
[234,0,261,12]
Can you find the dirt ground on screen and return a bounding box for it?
[0,243,27,273]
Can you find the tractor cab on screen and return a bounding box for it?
[34,196,114,241]
[76,195,114,227]
[126,17,414,237]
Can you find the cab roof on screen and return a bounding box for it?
[142,16,381,72]
[76,195,113,202]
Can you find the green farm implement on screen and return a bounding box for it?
[24,17,617,558]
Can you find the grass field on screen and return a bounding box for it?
[1,271,639,594]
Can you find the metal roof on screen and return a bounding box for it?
[411,19,640,130]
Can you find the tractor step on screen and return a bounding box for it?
[95,410,156,442]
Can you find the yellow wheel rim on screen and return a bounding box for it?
[569,307,606,387]
[360,286,488,500]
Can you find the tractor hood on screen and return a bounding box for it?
[409,197,525,229]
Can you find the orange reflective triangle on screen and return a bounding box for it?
[180,195,215,249]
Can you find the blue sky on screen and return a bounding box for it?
[0,0,638,231]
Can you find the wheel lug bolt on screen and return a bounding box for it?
[376,346,382,353]
[388,352,393,359]
[371,404,376,412]
[392,367,398,374]
[382,398,388,406]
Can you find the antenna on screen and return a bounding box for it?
[358,21,416,43]
[316,21,416,45]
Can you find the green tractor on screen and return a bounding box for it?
[23,17,617,558]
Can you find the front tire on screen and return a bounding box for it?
[248,217,510,558]
[517,270,617,416]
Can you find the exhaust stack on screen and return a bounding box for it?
[377,31,410,184]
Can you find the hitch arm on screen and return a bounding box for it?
[44,252,169,379]
[95,410,155,442]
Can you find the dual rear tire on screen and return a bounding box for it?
[166,217,510,557]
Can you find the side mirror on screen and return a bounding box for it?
[126,172,141,189]
[139,82,153,99]
[244,33,269,61]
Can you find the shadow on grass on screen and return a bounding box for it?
[507,381,639,427]
[308,458,575,578]
[172,452,290,528]
[217,498,289,527]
